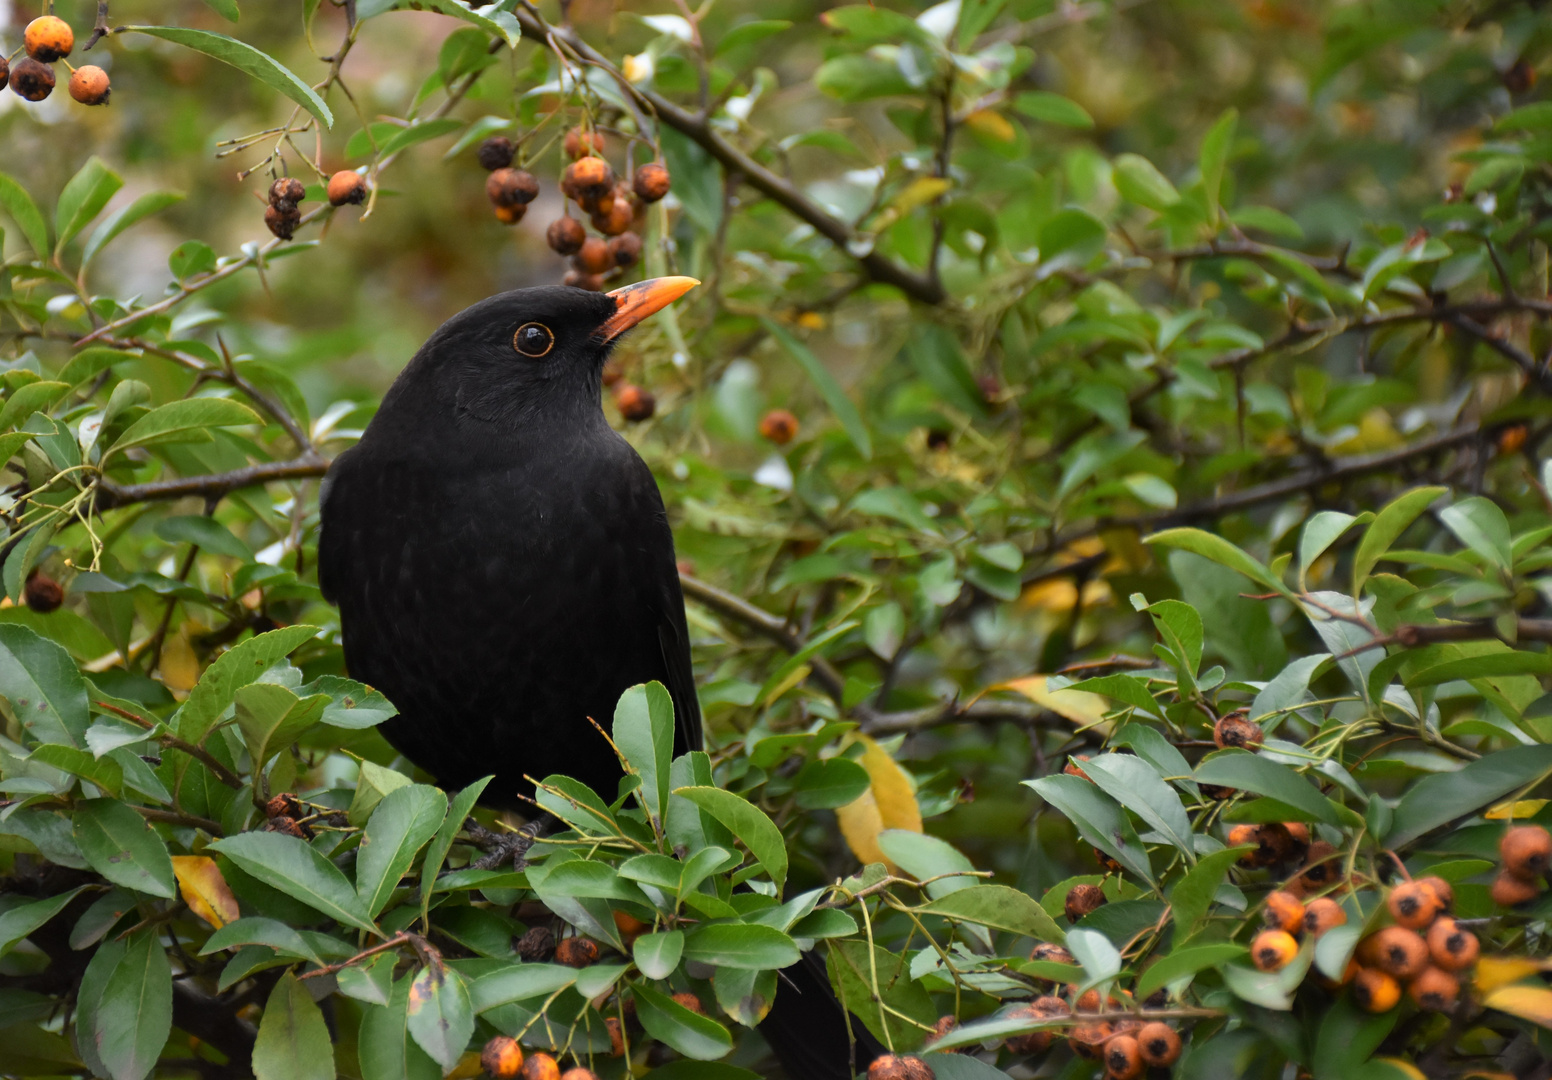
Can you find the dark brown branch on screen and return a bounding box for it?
[135,805,224,835]
[679,572,848,702]
[1338,618,1552,659]
[82,1,110,50]
[94,453,330,510]
[95,700,244,790]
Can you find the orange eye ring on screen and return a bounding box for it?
[514,322,554,357]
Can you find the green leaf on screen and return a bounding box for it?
[827,939,936,1050]
[349,760,413,826]
[96,929,173,1080]
[0,886,86,958]
[419,776,489,924]
[154,515,253,559]
[338,953,396,1006]
[378,118,463,158]
[1070,673,1160,717]
[54,158,123,255]
[1406,650,1552,685]
[201,916,323,963]
[405,961,473,1070]
[82,191,185,263]
[105,397,263,458]
[29,743,125,796]
[201,0,241,21]
[682,924,801,970]
[1194,750,1343,825]
[763,318,871,459]
[1169,844,1250,931]
[1299,511,1366,587]
[175,625,319,742]
[169,240,216,280]
[359,974,442,1080]
[357,783,447,918]
[673,786,788,890]
[1146,528,1295,599]
[634,929,683,979]
[614,681,674,827]
[1312,994,1397,1080]
[73,798,176,898]
[1081,752,1195,860]
[235,683,329,774]
[902,324,985,418]
[254,973,334,1080]
[877,830,978,898]
[118,27,333,128]
[1025,774,1154,885]
[1065,926,1122,980]
[1353,486,1448,596]
[1136,943,1248,999]
[0,623,91,746]
[0,381,69,433]
[1198,108,1237,229]
[210,831,379,936]
[0,172,49,257]
[307,675,398,730]
[1440,495,1513,571]
[467,963,576,1012]
[918,884,1065,943]
[793,757,871,809]
[1012,91,1093,128]
[713,19,792,56]
[1387,744,1552,847]
[633,980,735,1060]
[1113,153,1180,211]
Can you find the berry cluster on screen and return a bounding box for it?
[478,1038,597,1080]
[262,170,366,240]
[5,16,109,105]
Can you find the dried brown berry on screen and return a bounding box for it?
[264,204,301,240]
[1426,917,1479,971]
[633,162,672,202]
[1504,59,1538,94]
[605,1015,625,1056]
[481,1035,523,1079]
[867,1054,935,1080]
[1136,1022,1180,1067]
[1369,927,1429,979]
[1502,825,1552,880]
[1093,847,1122,874]
[1029,942,1074,966]
[494,203,527,226]
[1263,891,1306,934]
[607,232,642,269]
[1302,897,1347,938]
[554,937,598,968]
[1067,1022,1113,1060]
[25,16,73,62]
[563,157,615,203]
[487,168,540,208]
[614,384,656,422]
[592,197,635,236]
[1492,868,1541,907]
[477,135,516,171]
[515,925,555,961]
[262,814,311,839]
[327,170,366,207]
[563,125,606,159]
[574,237,613,275]
[1251,929,1298,972]
[1408,966,1459,1011]
[263,793,303,820]
[759,409,800,445]
[269,177,306,207]
[1388,881,1441,930]
[1352,968,1400,1013]
[9,59,55,102]
[0,56,8,92]
[1298,841,1342,892]
[519,1052,560,1080]
[68,65,109,106]
[1105,1034,1144,1080]
[1214,712,1264,750]
[547,216,586,256]
[1064,883,1106,922]
[1257,822,1306,864]
[562,270,606,292]
[23,569,63,613]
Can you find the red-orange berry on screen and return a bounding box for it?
[1368,927,1429,979]
[1351,968,1400,1013]
[481,1036,523,1079]
[554,937,598,968]
[563,125,605,159]
[519,1052,560,1080]
[759,409,800,445]
[574,237,613,275]
[1104,1034,1144,1079]
[327,170,367,206]
[68,65,110,105]
[1136,1022,1181,1066]
[866,1054,935,1080]
[614,384,656,422]
[1251,929,1298,972]
[1214,712,1264,749]
[1388,881,1441,930]
[1407,966,1459,1011]
[1263,890,1306,934]
[25,16,73,62]
[1502,825,1552,880]
[1302,897,1347,938]
[607,233,642,269]
[1426,917,1479,971]
[633,162,672,202]
[1492,868,1542,906]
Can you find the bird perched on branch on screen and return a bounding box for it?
[318,279,881,1080]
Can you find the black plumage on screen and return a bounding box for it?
[317,280,882,1080]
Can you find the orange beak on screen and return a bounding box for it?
[599,276,699,341]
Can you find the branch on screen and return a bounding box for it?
[510,3,946,305]
[94,452,330,510]
[1338,618,1552,658]
[94,700,244,790]
[679,572,847,702]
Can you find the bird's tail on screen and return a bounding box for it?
[757,949,887,1080]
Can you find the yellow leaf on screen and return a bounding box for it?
[161,625,200,694]
[1485,984,1552,1029]
[1021,578,1079,611]
[1476,955,1552,993]
[964,109,1016,142]
[447,1051,485,1080]
[171,855,239,929]
[1372,1059,1428,1080]
[1486,799,1548,820]
[998,676,1111,729]
[836,734,922,872]
[891,176,954,215]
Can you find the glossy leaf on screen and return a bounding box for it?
[95,930,173,1080]
[73,798,176,898]
[253,973,334,1080]
[673,786,787,889]
[210,831,379,936]
[118,27,333,127]
[356,783,448,917]
[405,961,473,1069]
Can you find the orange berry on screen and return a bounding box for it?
[633,162,672,202]
[1064,754,1092,781]
[1302,897,1347,938]
[1501,825,1552,880]
[1067,1022,1113,1060]
[67,64,109,105]
[1104,1034,1144,1079]
[927,1015,959,1051]
[1492,869,1542,907]
[607,232,642,269]
[759,409,799,445]
[1064,884,1106,922]
[1227,823,1264,867]
[1251,929,1298,972]
[1263,890,1306,934]
[1351,968,1401,1013]
[1369,927,1429,979]
[563,125,605,159]
[559,1070,598,1080]
[563,157,615,203]
[25,15,73,62]
[1213,713,1264,750]
[1416,875,1453,913]
[605,1015,624,1056]
[520,1052,561,1080]
[554,937,598,968]
[671,991,704,1015]
[612,909,649,944]
[867,1054,936,1080]
[1029,943,1075,966]
[1407,966,1459,1011]
[614,383,656,422]
[1498,423,1529,454]
[1426,917,1479,971]
[1001,1002,1052,1055]
[574,237,613,275]
[1297,841,1342,892]
[1136,1022,1181,1067]
[327,170,367,207]
[481,1035,523,1079]
[494,204,526,225]
[1387,881,1441,930]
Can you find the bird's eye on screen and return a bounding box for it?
[513,322,554,358]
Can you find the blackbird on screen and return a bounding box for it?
[318,279,883,1080]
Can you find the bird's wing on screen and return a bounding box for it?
[658,614,702,753]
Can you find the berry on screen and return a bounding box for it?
[1104,1034,1144,1080]
[1093,846,1122,874]
[477,135,516,171]
[1258,822,1308,864]
[1228,823,1265,867]
[867,1054,935,1080]
[1387,880,1441,930]
[1351,968,1401,1013]
[263,792,303,820]
[1064,754,1091,780]
[1369,927,1428,979]
[559,1071,598,1080]
[1028,943,1074,965]
[519,1052,560,1080]
[9,59,55,102]
[1501,824,1552,880]
[614,384,655,422]
[1407,966,1459,1011]
[0,56,8,92]
[327,170,366,207]
[562,270,605,292]
[1504,58,1538,94]
[633,162,672,202]
[927,1015,959,1051]
[592,197,634,236]
[1214,712,1264,749]
[605,1016,624,1056]
[1426,917,1479,971]
[547,216,586,256]
[481,1036,523,1079]
[1136,1022,1181,1067]
[515,926,555,961]
[1297,841,1342,892]
[1263,890,1305,934]
[1199,783,1237,801]
[612,909,649,944]
[554,937,598,968]
[1416,875,1453,913]
[671,992,703,1014]
[1067,1022,1113,1060]
[1491,868,1541,907]
[574,237,613,275]
[563,157,614,203]
[25,16,73,62]
[1302,896,1347,938]
[759,409,800,445]
[264,204,301,240]
[563,125,605,159]
[1001,1002,1052,1054]
[1064,883,1106,922]
[269,177,306,207]
[1499,423,1529,454]
[23,570,63,614]
[487,168,540,208]
[494,203,527,226]
[1251,929,1298,972]
[607,232,642,269]
[68,65,109,105]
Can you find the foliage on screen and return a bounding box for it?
[3,0,1552,1078]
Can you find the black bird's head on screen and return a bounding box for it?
[381,277,697,432]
